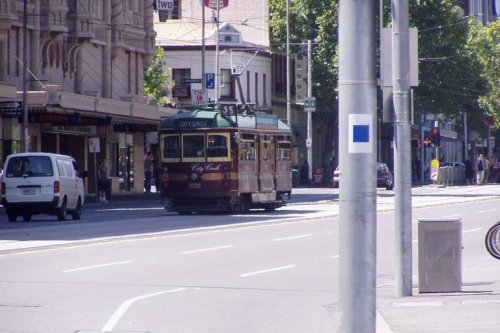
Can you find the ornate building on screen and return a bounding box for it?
[0,0,176,195]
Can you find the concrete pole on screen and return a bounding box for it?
[202,1,206,96]
[338,1,377,332]
[214,1,220,103]
[307,40,312,182]
[286,0,291,125]
[22,0,29,152]
[392,0,413,297]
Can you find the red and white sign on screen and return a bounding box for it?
[191,89,207,105]
[204,0,229,9]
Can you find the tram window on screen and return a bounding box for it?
[278,142,292,161]
[163,135,180,159]
[263,142,271,161]
[207,135,228,158]
[239,140,255,161]
[183,135,205,158]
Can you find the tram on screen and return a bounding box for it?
[158,105,293,214]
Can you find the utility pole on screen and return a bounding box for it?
[202,1,206,96]
[22,0,29,152]
[306,40,312,183]
[392,0,413,297]
[338,1,377,332]
[286,0,291,125]
[214,0,220,103]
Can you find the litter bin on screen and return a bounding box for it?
[105,178,112,201]
[418,218,462,293]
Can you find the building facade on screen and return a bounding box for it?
[0,0,177,196]
[154,0,308,168]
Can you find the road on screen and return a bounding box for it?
[0,185,499,332]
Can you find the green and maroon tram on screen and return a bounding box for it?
[158,106,293,214]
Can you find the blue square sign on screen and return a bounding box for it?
[353,125,369,143]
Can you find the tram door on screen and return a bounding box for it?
[258,134,275,192]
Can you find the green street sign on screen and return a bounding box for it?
[304,97,316,112]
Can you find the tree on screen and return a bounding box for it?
[467,20,500,126]
[144,47,171,106]
[409,0,485,125]
[269,0,339,169]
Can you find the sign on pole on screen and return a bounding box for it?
[204,0,229,9]
[191,89,207,105]
[157,0,174,11]
[304,97,316,112]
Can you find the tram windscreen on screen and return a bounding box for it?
[207,135,228,158]
[183,135,206,158]
[163,135,180,158]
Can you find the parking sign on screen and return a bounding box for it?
[206,73,215,89]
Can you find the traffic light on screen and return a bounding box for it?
[431,127,441,146]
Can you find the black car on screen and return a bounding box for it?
[377,162,394,190]
[333,162,394,190]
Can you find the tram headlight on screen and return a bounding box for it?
[190,173,198,181]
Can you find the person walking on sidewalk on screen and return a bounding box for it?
[97,159,109,203]
[477,154,485,185]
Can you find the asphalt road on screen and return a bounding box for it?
[0,185,500,332]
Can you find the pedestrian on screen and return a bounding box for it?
[476,154,485,185]
[484,155,491,184]
[464,158,474,185]
[97,159,109,203]
[144,151,154,193]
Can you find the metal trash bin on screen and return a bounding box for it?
[418,218,462,293]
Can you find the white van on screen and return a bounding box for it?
[1,152,85,222]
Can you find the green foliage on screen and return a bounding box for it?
[144,47,171,106]
[467,20,500,125]
[409,1,485,123]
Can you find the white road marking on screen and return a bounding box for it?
[272,234,313,241]
[442,214,464,218]
[240,265,296,278]
[332,255,340,259]
[479,209,497,213]
[101,287,187,332]
[63,260,133,273]
[392,301,443,307]
[376,310,395,333]
[462,227,483,234]
[181,245,234,254]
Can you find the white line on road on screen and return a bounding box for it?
[462,227,483,234]
[332,255,340,259]
[240,265,296,278]
[479,209,497,213]
[181,245,234,254]
[63,260,133,273]
[102,287,187,332]
[272,234,313,241]
[442,214,464,218]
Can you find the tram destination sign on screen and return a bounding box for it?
[175,118,213,129]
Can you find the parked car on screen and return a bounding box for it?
[1,152,85,222]
[377,162,394,190]
[332,162,394,190]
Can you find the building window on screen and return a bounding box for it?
[172,68,191,98]
[254,72,259,105]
